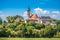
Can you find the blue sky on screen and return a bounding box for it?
[0,0,60,20]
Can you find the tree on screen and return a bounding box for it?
[32,29,40,38]
[15,30,23,37]
[25,26,35,37]
[16,24,24,30]
[56,20,60,25]
[0,25,10,37]
[54,32,60,38]
[44,24,57,38]
[6,16,14,23]
[57,24,60,32]
[14,15,24,21]
[0,17,2,24]
[5,28,13,37]
[27,20,36,26]
[0,25,3,33]
[6,23,16,30]
[3,20,8,27]
[35,23,45,29]
[26,26,35,31]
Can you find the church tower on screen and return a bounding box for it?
[27,7,30,18]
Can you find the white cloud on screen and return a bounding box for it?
[0,14,8,17]
[23,11,28,19]
[0,14,8,20]
[53,15,56,16]
[0,14,5,17]
[51,15,56,18]
[0,11,4,17]
[23,11,27,17]
[34,8,49,14]
[42,10,49,14]
[52,11,60,14]
[0,11,8,20]
[34,8,60,19]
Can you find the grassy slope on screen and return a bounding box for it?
[0,38,60,40]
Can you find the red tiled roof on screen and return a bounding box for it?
[31,14,38,18]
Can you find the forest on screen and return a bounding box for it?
[0,15,60,38]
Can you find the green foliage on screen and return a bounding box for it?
[26,26,35,31]
[35,23,45,29]
[6,15,24,23]
[24,26,35,37]
[0,15,59,38]
[6,23,16,30]
[56,20,60,24]
[16,24,24,30]
[44,24,57,37]
[14,15,23,20]
[57,24,60,32]
[0,28,10,37]
[0,25,3,32]
[27,20,36,26]
[6,16,14,23]
[0,17,2,24]
[54,32,60,38]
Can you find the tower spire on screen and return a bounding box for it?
[27,6,30,18]
[27,6,30,11]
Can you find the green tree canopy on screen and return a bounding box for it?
[0,17,2,24]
